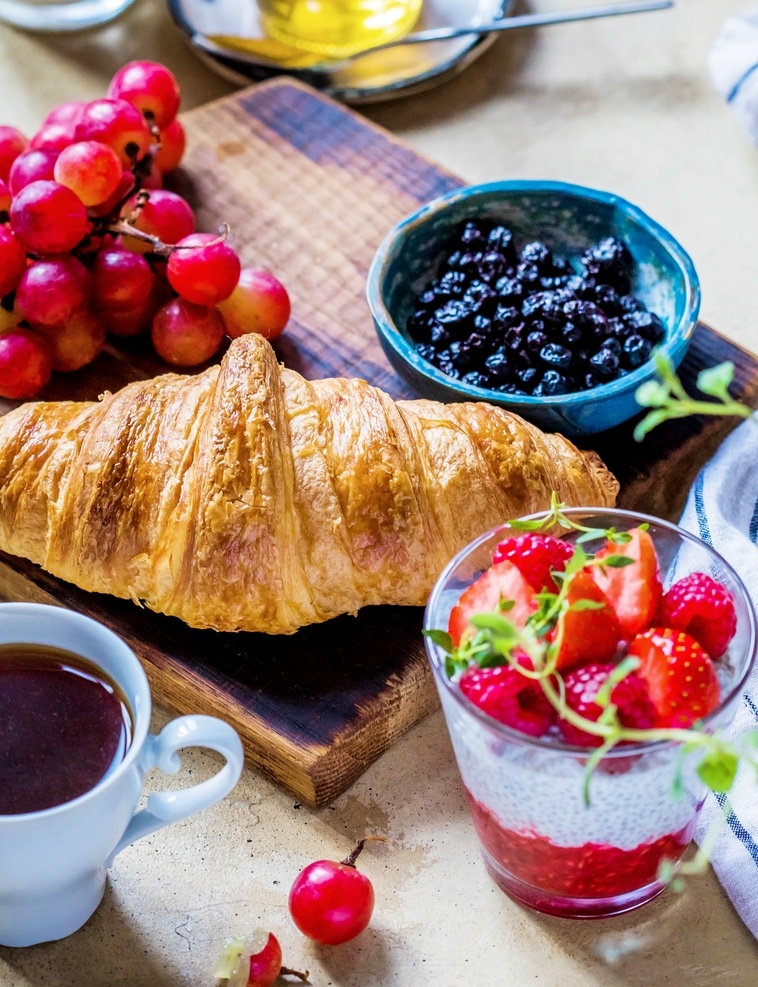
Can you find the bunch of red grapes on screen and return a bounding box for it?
[0,60,290,401]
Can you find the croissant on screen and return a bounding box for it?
[0,334,618,633]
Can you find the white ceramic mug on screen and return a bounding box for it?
[0,603,245,948]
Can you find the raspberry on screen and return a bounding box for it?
[658,572,737,658]
[492,533,573,591]
[459,662,553,737]
[560,662,657,747]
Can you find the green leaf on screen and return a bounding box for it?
[498,599,515,612]
[697,749,739,793]
[635,380,670,407]
[599,554,635,569]
[507,517,549,531]
[569,599,607,612]
[469,612,518,638]
[697,362,735,401]
[423,629,453,653]
[477,648,509,669]
[576,527,607,544]
[565,543,588,576]
[606,529,633,544]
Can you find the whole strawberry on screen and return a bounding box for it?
[459,661,553,737]
[492,533,573,591]
[560,662,657,746]
[658,572,736,658]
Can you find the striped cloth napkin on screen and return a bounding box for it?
[678,415,758,937]
[710,7,758,144]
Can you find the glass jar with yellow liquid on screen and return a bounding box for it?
[258,0,424,58]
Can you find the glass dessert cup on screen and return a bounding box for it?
[424,508,757,919]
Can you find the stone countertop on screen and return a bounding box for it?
[2,0,758,984]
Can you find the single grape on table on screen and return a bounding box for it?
[0,59,291,401]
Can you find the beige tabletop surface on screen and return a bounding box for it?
[2,1,758,985]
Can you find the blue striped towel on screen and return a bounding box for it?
[679,416,758,936]
[710,8,758,145]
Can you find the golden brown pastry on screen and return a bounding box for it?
[0,334,618,633]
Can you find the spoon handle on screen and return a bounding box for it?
[196,0,674,73]
[397,0,674,47]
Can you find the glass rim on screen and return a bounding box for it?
[423,506,758,757]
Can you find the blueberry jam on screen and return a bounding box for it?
[406,221,666,397]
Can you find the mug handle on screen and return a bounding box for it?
[107,715,244,865]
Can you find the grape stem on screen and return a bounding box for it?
[104,220,173,256]
[342,835,388,869]
[104,220,232,257]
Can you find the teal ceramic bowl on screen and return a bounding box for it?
[366,181,700,436]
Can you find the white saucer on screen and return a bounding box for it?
[168,0,513,104]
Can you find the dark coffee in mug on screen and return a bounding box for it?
[0,643,132,814]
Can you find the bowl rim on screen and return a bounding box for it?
[423,506,757,756]
[366,179,701,409]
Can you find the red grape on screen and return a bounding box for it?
[92,249,155,310]
[217,269,290,341]
[99,278,167,337]
[42,101,86,131]
[288,838,382,946]
[75,98,152,167]
[151,298,225,366]
[29,124,73,153]
[0,178,10,213]
[167,232,241,305]
[142,164,163,190]
[121,189,194,252]
[156,118,185,173]
[54,141,123,207]
[16,255,92,329]
[0,328,53,400]
[8,148,58,194]
[0,226,26,297]
[39,308,105,372]
[89,169,135,218]
[10,180,88,254]
[0,125,28,183]
[107,61,180,130]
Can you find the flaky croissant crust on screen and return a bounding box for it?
[0,334,618,633]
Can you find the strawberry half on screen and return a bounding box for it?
[593,527,662,640]
[448,559,538,648]
[628,627,721,728]
[551,570,621,671]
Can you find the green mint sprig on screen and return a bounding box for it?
[634,353,752,441]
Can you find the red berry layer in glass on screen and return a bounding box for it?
[466,791,692,899]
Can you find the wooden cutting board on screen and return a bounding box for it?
[2,78,757,806]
